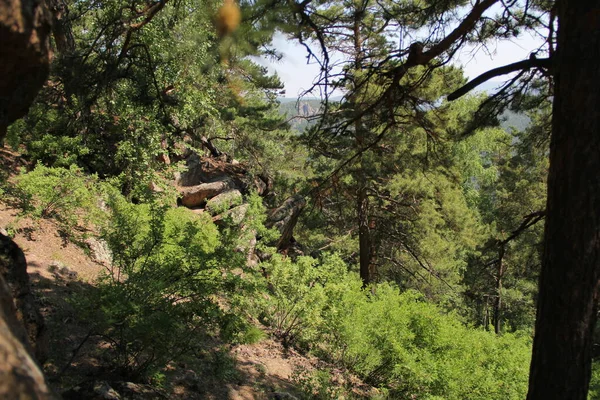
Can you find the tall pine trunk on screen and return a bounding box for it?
[493,246,505,335]
[527,0,600,398]
[352,8,375,287]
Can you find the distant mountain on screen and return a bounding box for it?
[278,91,532,134]
[279,99,323,132]
[500,110,531,132]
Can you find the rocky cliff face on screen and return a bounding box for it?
[279,99,322,132]
[297,101,317,117]
[0,0,52,140]
[175,149,305,258]
[0,235,48,364]
[0,236,51,399]
[0,0,53,397]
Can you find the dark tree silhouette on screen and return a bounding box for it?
[526,0,600,398]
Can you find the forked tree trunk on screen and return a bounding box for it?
[527,1,600,398]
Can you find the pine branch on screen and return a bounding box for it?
[447,57,552,101]
[499,210,546,246]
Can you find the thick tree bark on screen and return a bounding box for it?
[527,1,600,398]
[47,0,75,54]
[0,0,52,139]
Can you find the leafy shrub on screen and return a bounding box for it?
[259,254,532,399]
[74,188,253,379]
[292,367,349,400]
[258,254,348,346]
[590,362,600,400]
[11,164,101,232]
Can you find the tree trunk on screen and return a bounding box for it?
[352,8,376,287]
[527,0,600,398]
[357,184,372,286]
[493,246,505,335]
[47,0,75,54]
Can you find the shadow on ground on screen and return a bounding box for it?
[29,262,303,400]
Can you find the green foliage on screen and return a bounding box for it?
[258,254,532,399]
[10,164,101,232]
[239,325,267,345]
[589,362,600,400]
[0,0,564,395]
[8,0,289,197]
[74,188,251,379]
[258,254,348,345]
[292,367,349,400]
[462,114,548,332]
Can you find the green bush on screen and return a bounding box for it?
[74,188,253,379]
[292,367,349,400]
[259,254,532,399]
[11,164,101,232]
[258,254,348,346]
[590,362,600,400]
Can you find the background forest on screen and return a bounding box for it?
[1,0,599,398]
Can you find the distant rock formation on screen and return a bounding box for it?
[279,99,323,132]
[297,101,317,117]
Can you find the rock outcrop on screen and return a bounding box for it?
[0,0,52,139]
[0,235,48,363]
[176,153,252,190]
[174,145,306,260]
[0,237,51,399]
[205,189,243,215]
[180,180,234,208]
[0,0,53,397]
[175,149,270,219]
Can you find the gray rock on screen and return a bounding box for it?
[93,381,121,400]
[219,203,249,225]
[205,190,243,215]
[85,237,113,266]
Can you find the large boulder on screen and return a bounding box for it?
[205,189,243,215]
[179,180,233,208]
[0,241,51,399]
[176,153,256,193]
[213,203,249,226]
[0,234,48,364]
[0,0,52,139]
